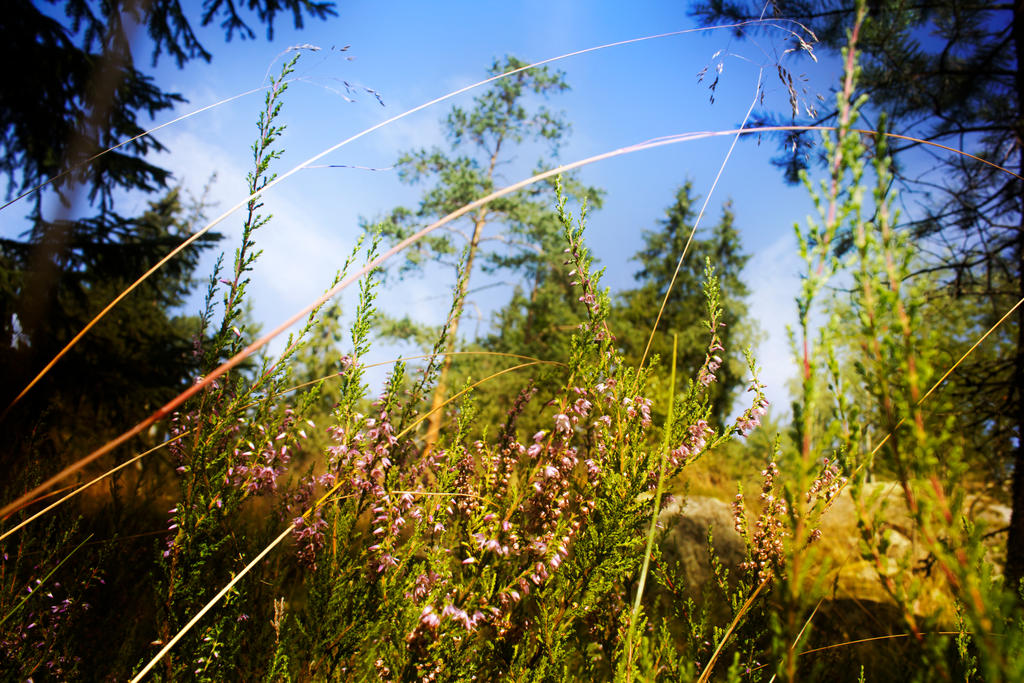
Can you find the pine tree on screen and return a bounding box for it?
[1,0,335,208]
[0,186,220,474]
[615,183,755,424]
[691,0,1024,589]
[1,0,336,482]
[370,56,601,449]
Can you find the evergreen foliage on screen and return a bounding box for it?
[0,186,220,474]
[368,55,602,446]
[615,182,756,424]
[690,0,1024,587]
[1,0,335,206]
[0,0,335,480]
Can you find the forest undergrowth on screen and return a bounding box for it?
[2,3,1024,681]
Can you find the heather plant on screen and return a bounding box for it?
[150,55,387,680]
[275,183,771,681]
[0,522,97,680]
[5,9,1024,683]
[760,7,1024,680]
[152,54,305,680]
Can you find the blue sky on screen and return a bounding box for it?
[5,1,855,414]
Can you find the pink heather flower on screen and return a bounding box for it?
[554,413,572,433]
[420,606,440,628]
[532,430,546,443]
[736,415,759,436]
[527,443,543,458]
[573,398,592,417]
[376,555,398,573]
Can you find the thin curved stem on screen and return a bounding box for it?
[2,125,1018,521]
[0,18,815,419]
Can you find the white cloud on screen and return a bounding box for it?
[159,130,362,346]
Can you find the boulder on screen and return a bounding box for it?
[658,483,1010,621]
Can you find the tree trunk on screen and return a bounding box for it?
[423,209,488,451]
[421,135,504,452]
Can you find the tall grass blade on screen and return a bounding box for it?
[640,68,763,368]
[626,334,678,680]
[696,575,771,683]
[3,127,1017,520]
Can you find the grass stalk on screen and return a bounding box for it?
[0,20,813,419]
[640,68,762,368]
[626,334,678,680]
[3,123,1020,526]
[696,575,772,683]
